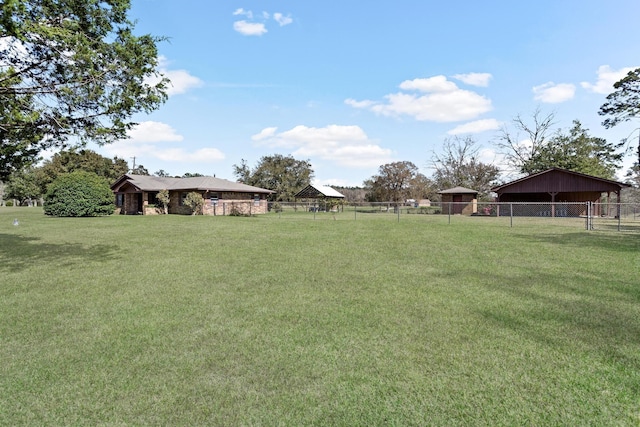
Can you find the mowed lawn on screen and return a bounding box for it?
[1,208,639,426]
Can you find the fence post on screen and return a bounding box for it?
[510,203,513,228]
[448,202,452,224]
[586,202,591,230]
[618,202,621,231]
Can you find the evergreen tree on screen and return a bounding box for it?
[0,0,168,179]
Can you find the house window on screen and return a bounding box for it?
[210,193,219,206]
[148,192,158,205]
[180,192,188,206]
[254,194,260,206]
[116,194,124,207]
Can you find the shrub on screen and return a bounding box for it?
[271,202,282,213]
[44,171,114,217]
[5,201,13,207]
[183,191,203,215]
[228,203,249,217]
[156,189,170,214]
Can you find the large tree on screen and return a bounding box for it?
[599,67,640,166]
[431,136,501,199]
[36,148,128,193]
[522,120,623,179]
[5,166,40,205]
[364,161,431,203]
[233,155,314,202]
[0,0,168,179]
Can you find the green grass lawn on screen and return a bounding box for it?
[1,207,639,425]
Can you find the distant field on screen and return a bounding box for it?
[1,207,639,425]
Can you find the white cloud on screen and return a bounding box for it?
[162,69,204,96]
[447,118,502,135]
[344,98,376,109]
[451,73,492,87]
[232,8,252,18]
[126,121,184,143]
[154,147,225,162]
[232,9,292,35]
[476,147,512,176]
[399,75,458,92]
[273,13,293,26]
[532,82,575,103]
[347,75,492,122]
[103,143,224,164]
[478,147,499,164]
[581,65,638,94]
[251,127,278,141]
[251,124,393,168]
[101,121,225,164]
[233,20,267,36]
[145,56,203,96]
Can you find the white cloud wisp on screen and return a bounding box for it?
[532,82,576,103]
[447,118,502,135]
[346,75,492,122]
[101,121,225,164]
[232,8,293,36]
[581,65,638,94]
[252,124,393,168]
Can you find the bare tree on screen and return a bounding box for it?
[495,108,556,174]
[431,136,500,199]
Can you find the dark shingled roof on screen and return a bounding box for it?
[111,174,274,193]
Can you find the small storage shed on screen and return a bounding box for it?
[438,186,478,215]
[491,168,630,216]
[294,184,345,212]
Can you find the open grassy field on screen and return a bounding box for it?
[1,207,639,425]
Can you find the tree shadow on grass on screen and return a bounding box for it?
[475,267,640,371]
[511,231,640,253]
[0,233,120,273]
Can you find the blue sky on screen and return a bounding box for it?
[94,0,640,185]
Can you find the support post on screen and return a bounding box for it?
[510,203,513,228]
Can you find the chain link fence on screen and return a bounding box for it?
[263,201,640,232]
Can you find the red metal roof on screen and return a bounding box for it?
[491,168,630,194]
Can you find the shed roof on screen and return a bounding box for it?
[295,184,345,198]
[491,168,630,194]
[111,174,274,194]
[438,186,478,194]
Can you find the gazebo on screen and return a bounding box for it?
[294,184,345,212]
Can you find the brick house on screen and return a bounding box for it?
[111,174,274,215]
